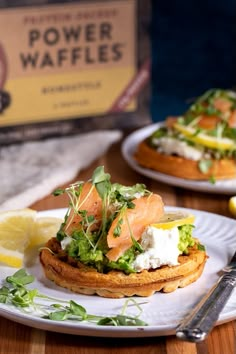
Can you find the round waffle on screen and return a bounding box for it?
[134,140,236,180]
[40,237,207,298]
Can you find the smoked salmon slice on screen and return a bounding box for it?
[229,110,236,127]
[65,182,103,234]
[197,115,221,129]
[106,193,164,261]
[212,97,232,113]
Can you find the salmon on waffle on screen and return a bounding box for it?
[134,88,236,180]
[39,166,208,298]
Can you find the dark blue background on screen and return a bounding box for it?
[151,0,236,121]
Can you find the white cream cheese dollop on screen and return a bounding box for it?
[61,236,72,250]
[154,137,203,161]
[133,226,180,272]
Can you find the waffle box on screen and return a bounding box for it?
[0,0,151,144]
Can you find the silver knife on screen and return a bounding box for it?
[176,250,236,342]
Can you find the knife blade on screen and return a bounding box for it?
[176,250,236,342]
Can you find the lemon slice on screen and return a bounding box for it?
[0,208,37,267]
[29,216,63,248]
[174,123,235,150]
[229,196,236,217]
[152,211,195,229]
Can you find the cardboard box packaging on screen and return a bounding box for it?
[0,0,151,144]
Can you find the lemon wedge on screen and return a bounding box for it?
[229,196,236,217]
[174,123,235,150]
[0,209,62,267]
[29,216,63,248]
[152,211,195,229]
[0,208,37,267]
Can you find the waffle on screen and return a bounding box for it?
[40,237,207,298]
[134,140,236,180]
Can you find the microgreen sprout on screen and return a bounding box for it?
[0,269,148,327]
[96,298,148,326]
[125,213,144,254]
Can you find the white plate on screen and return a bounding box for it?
[0,208,235,337]
[122,123,236,194]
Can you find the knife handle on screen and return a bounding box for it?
[176,271,236,342]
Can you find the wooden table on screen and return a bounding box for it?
[1,134,235,354]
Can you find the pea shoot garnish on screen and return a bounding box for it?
[0,269,148,327]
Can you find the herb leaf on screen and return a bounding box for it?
[6,268,35,286]
[198,159,213,174]
[53,188,65,196]
[197,243,206,251]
